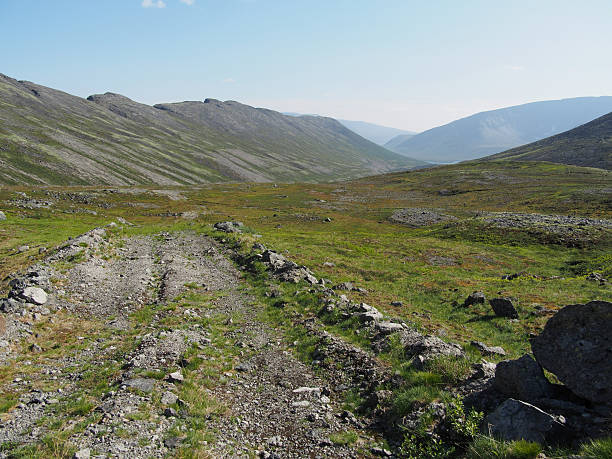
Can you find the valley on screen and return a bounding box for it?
[0,160,610,458]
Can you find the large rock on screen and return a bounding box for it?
[0,211,6,221]
[397,328,464,365]
[19,287,48,305]
[471,340,506,357]
[213,221,244,233]
[493,355,553,401]
[485,398,568,444]
[464,291,486,307]
[490,297,518,319]
[531,300,612,405]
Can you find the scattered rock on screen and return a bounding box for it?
[397,328,464,365]
[167,371,184,383]
[161,391,178,405]
[333,282,354,291]
[493,355,553,401]
[464,291,486,307]
[471,340,506,357]
[484,398,568,444]
[390,301,403,307]
[73,448,91,459]
[123,378,155,393]
[214,221,244,233]
[490,297,518,319]
[0,211,6,221]
[531,300,612,405]
[18,245,30,253]
[19,287,48,305]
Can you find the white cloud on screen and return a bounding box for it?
[504,65,525,72]
[222,78,236,83]
[142,0,166,8]
[180,0,195,5]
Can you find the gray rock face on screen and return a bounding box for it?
[464,291,486,307]
[471,340,506,357]
[261,250,318,285]
[123,378,155,393]
[19,287,48,305]
[531,300,612,405]
[490,297,518,319]
[397,329,464,365]
[485,398,567,444]
[494,355,553,401]
[214,221,244,233]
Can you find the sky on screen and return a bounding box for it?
[1,0,612,132]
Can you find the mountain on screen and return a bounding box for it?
[384,97,612,163]
[336,120,415,145]
[486,111,612,170]
[384,134,415,151]
[284,113,416,146]
[0,74,423,185]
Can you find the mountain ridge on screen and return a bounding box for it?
[486,111,612,170]
[385,96,612,163]
[0,74,423,185]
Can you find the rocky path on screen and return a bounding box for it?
[0,228,377,458]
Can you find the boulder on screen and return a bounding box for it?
[397,328,464,365]
[485,398,568,444]
[490,297,518,319]
[374,321,404,335]
[471,340,506,357]
[213,221,244,233]
[357,303,383,323]
[333,282,354,291]
[19,287,48,305]
[464,291,486,307]
[123,378,155,393]
[0,211,6,221]
[493,355,553,401]
[531,300,612,405]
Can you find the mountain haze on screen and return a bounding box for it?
[385,97,612,163]
[284,113,415,146]
[0,74,422,185]
[487,111,612,170]
[336,119,415,145]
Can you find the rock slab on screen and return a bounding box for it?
[531,300,612,405]
[493,355,553,401]
[485,398,567,444]
[490,297,518,319]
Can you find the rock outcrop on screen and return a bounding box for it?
[531,300,612,406]
[493,355,554,401]
[485,398,568,444]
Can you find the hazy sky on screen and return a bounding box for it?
[2,0,611,131]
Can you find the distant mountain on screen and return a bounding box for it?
[284,112,415,146]
[385,97,612,163]
[336,120,415,146]
[384,134,415,151]
[486,111,612,170]
[0,74,424,185]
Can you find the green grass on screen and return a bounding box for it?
[329,430,359,446]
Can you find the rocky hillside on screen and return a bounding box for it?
[385,97,612,163]
[0,74,422,185]
[486,111,612,170]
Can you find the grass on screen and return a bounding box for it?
[0,161,609,456]
[329,430,359,446]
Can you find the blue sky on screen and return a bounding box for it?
[1,0,611,131]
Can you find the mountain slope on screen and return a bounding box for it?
[0,74,423,185]
[486,111,612,170]
[336,119,415,145]
[284,113,416,146]
[385,97,612,163]
[384,133,415,151]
